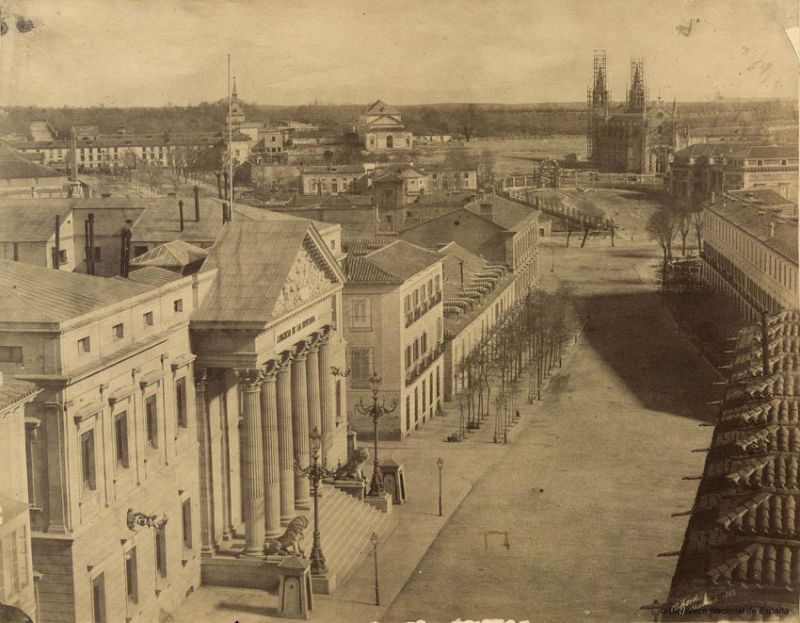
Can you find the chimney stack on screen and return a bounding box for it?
[194,186,200,221]
[88,213,96,275]
[52,214,61,270]
[119,222,132,278]
[769,222,775,239]
[178,200,185,232]
[710,191,716,204]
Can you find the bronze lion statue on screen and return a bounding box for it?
[334,447,369,481]
[264,515,308,557]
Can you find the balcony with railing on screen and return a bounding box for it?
[404,341,445,386]
[404,290,443,328]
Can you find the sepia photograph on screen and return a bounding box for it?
[0,1,798,621]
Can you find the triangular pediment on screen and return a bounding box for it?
[366,114,404,128]
[272,233,341,318]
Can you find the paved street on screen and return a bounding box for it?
[173,232,723,623]
[382,236,721,622]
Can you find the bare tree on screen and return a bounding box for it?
[646,207,678,281]
[691,209,703,253]
[675,203,692,256]
[458,103,480,142]
[576,199,605,248]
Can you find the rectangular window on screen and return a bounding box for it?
[81,430,96,491]
[155,529,167,578]
[173,299,183,313]
[422,380,426,413]
[176,378,187,429]
[421,333,427,354]
[78,336,91,355]
[58,249,67,264]
[112,323,124,340]
[350,348,372,387]
[125,548,138,604]
[182,499,193,549]
[114,412,129,469]
[143,311,154,326]
[92,574,106,623]
[413,339,419,361]
[0,346,23,363]
[404,295,411,314]
[349,299,371,329]
[146,395,158,448]
[405,346,412,370]
[434,275,441,292]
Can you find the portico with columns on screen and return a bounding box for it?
[189,220,349,560]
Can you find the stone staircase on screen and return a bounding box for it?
[312,484,397,588]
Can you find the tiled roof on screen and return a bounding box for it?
[672,142,741,163]
[192,221,339,325]
[125,266,184,286]
[130,198,311,243]
[666,312,800,614]
[464,193,539,232]
[343,255,401,284]
[706,194,798,263]
[413,192,475,207]
[362,240,442,281]
[342,238,394,256]
[727,189,795,207]
[129,240,208,268]
[364,99,401,115]
[300,165,365,175]
[343,240,441,285]
[0,378,39,412]
[290,194,374,209]
[730,145,798,160]
[372,164,425,182]
[0,142,63,179]
[0,259,154,324]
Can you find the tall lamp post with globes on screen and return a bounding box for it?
[356,373,397,497]
[294,427,336,576]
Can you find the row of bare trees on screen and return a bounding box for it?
[453,287,582,443]
[645,201,704,277]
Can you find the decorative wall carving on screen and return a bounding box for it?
[273,242,333,317]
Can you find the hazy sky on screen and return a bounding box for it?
[0,0,797,107]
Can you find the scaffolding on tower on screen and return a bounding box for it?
[587,49,609,163]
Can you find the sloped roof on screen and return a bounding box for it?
[0,142,63,180]
[373,164,425,183]
[0,259,154,324]
[364,99,401,115]
[0,203,71,241]
[730,145,798,160]
[129,240,208,268]
[344,240,441,285]
[130,198,314,243]
[125,266,184,286]
[342,238,394,256]
[413,192,475,207]
[706,194,798,263]
[363,240,442,281]
[192,221,340,325]
[464,193,539,232]
[0,378,39,412]
[666,313,800,612]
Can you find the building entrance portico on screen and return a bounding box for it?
[194,327,340,559]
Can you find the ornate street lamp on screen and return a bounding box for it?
[370,531,380,606]
[356,373,397,497]
[294,427,336,575]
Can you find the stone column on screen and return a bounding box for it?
[306,333,323,451]
[261,362,282,539]
[292,342,312,510]
[194,368,216,555]
[236,369,265,558]
[317,327,335,467]
[276,352,296,524]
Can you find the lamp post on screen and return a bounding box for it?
[370,531,380,606]
[437,458,444,517]
[294,427,335,575]
[356,373,397,497]
[330,366,350,426]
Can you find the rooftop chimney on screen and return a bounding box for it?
[52,214,61,270]
[178,200,185,232]
[769,222,775,239]
[480,202,494,221]
[194,186,200,221]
